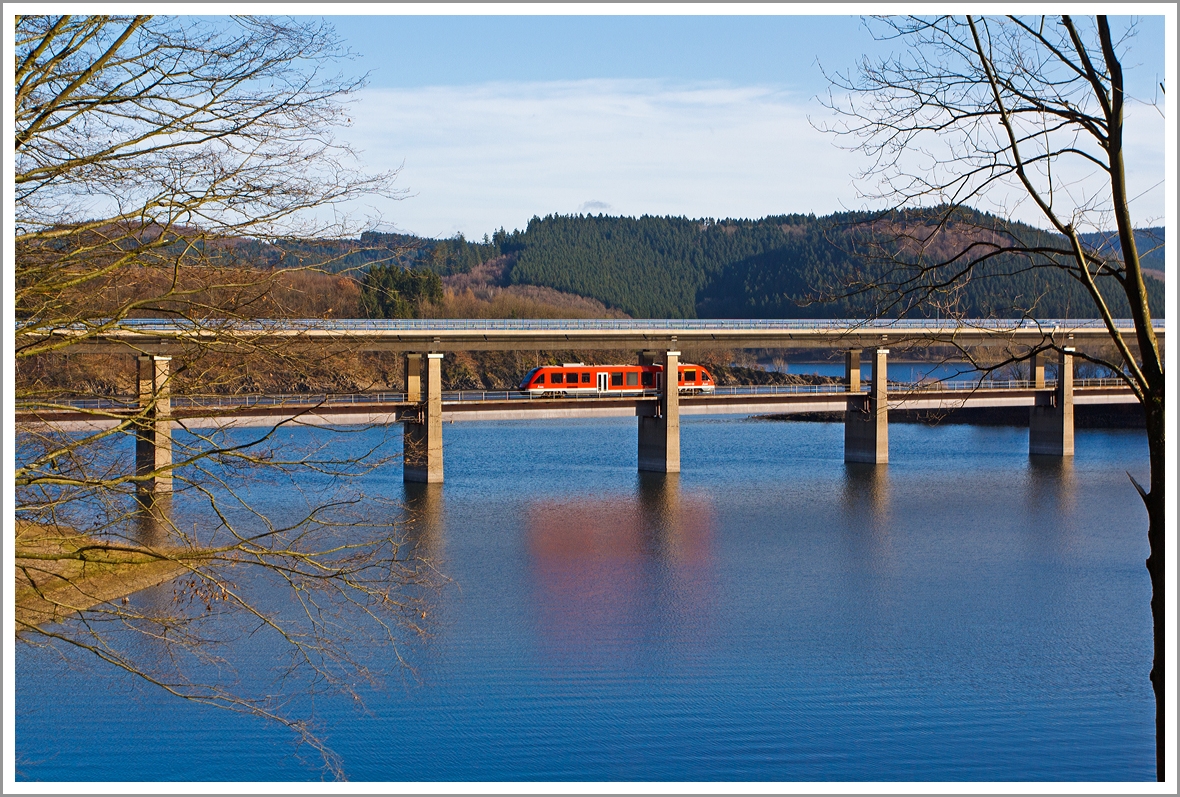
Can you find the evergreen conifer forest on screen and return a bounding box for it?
[306,210,1165,321]
[157,210,1163,322]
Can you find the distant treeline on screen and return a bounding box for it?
[227,229,512,275]
[502,210,1165,319]
[359,265,443,319]
[236,210,1166,321]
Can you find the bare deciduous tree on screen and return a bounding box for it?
[817,15,1166,779]
[12,15,432,777]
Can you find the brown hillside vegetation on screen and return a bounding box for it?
[22,256,623,324]
[18,263,364,323]
[18,258,630,397]
[19,249,850,397]
[428,255,628,320]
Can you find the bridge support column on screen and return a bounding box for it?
[1030,350,1046,389]
[638,350,680,473]
[404,352,422,403]
[845,348,862,393]
[845,348,888,464]
[404,353,444,483]
[1030,348,1074,457]
[135,354,173,494]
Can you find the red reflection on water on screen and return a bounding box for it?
[526,482,715,661]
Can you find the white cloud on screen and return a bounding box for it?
[334,78,1166,239]
[337,79,861,238]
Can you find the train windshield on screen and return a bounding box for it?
[519,368,540,390]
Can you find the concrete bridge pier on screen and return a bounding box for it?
[404,352,444,483]
[135,354,172,494]
[1030,350,1046,389]
[1029,348,1074,456]
[845,348,889,464]
[845,348,862,393]
[638,349,680,473]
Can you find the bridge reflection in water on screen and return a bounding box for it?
[525,474,715,663]
[842,463,891,529]
[133,492,174,550]
[402,482,446,563]
[1027,455,1077,518]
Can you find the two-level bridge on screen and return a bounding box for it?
[22,318,1157,488]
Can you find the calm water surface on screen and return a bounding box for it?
[773,361,978,380]
[16,417,1154,781]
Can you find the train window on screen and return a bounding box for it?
[552,372,564,384]
[535,373,545,385]
[641,372,653,387]
[581,372,591,383]
[626,371,639,386]
[611,372,623,386]
[685,369,697,382]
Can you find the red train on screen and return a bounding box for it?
[518,362,715,395]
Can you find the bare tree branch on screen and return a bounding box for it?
[816,14,1166,779]
[13,15,431,778]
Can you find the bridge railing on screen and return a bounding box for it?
[18,392,415,411]
[24,376,1131,412]
[173,392,412,408]
[898,377,1125,391]
[40,317,1159,334]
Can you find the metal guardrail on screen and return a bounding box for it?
[172,392,412,408]
[18,393,411,411]
[908,377,1127,391]
[444,389,663,402]
[24,317,1161,334]
[26,377,1131,412]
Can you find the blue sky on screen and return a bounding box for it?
[324,15,888,92]
[314,12,1169,240]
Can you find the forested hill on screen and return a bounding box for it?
[243,211,1163,321]
[502,212,1165,319]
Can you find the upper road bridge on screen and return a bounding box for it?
[22,317,1160,487]
[34,316,1158,354]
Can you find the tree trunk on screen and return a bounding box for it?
[1142,391,1165,781]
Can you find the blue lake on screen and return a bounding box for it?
[16,417,1155,781]
[774,361,1061,381]
[772,360,979,380]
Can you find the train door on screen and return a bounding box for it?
[596,372,608,392]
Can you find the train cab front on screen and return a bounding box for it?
[519,368,543,392]
[677,364,716,393]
